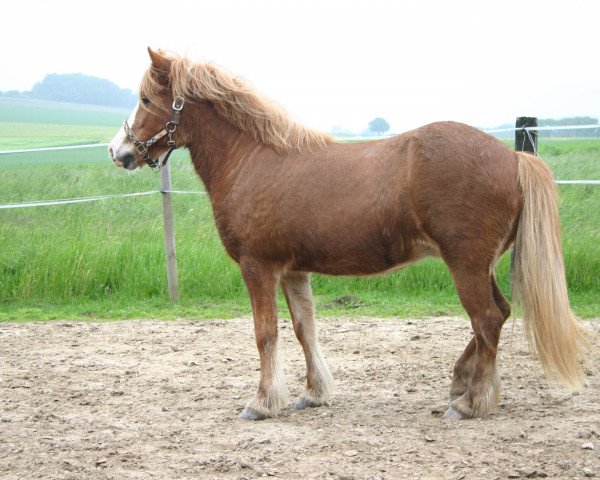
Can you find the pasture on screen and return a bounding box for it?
[0,98,599,321]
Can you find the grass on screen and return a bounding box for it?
[0,102,598,321]
[0,122,117,150]
[0,96,128,126]
[0,96,127,150]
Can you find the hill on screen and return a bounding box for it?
[0,73,137,108]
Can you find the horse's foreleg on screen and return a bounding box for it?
[281,272,334,409]
[239,259,288,420]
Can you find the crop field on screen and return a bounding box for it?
[0,98,598,321]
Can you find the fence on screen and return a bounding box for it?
[1,118,599,300]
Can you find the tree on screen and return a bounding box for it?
[368,117,390,135]
[29,73,137,107]
[4,73,138,108]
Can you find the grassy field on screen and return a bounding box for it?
[0,97,128,126]
[1,99,598,321]
[0,97,127,150]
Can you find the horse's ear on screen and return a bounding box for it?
[148,47,170,71]
[147,47,171,86]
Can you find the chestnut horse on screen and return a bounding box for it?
[109,49,586,420]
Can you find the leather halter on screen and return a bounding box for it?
[123,97,184,170]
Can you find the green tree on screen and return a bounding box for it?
[28,73,137,108]
[368,117,390,135]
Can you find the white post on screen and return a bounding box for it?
[160,162,180,301]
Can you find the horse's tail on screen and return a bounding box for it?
[511,151,586,390]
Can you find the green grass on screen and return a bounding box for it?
[0,103,598,321]
[0,97,126,150]
[0,96,128,126]
[0,122,117,150]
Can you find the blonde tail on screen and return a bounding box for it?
[511,151,586,389]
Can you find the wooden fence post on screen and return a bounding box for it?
[160,162,180,301]
[515,116,538,153]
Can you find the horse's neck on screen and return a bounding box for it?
[185,103,269,195]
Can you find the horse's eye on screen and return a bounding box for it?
[141,97,151,106]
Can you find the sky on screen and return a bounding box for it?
[2,0,599,133]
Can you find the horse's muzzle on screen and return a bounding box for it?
[109,146,136,170]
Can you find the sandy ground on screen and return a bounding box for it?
[0,316,598,480]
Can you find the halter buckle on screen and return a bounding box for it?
[172,97,184,111]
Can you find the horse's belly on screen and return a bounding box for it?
[291,236,439,277]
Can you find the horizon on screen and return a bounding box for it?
[2,1,599,132]
[2,92,598,137]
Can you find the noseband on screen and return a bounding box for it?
[123,97,184,170]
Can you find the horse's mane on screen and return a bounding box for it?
[140,52,330,152]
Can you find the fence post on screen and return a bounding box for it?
[515,117,538,153]
[160,162,180,301]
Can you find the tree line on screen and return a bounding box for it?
[0,73,137,108]
[538,117,599,137]
[491,116,599,138]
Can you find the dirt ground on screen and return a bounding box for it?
[1,316,598,480]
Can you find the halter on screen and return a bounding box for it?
[123,97,185,170]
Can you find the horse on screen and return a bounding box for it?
[109,48,586,421]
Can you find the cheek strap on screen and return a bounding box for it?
[123,97,185,170]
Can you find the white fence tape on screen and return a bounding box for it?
[484,124,600,134]
[0,143,109,155]
[556,180,600,185]
[0,190,207,209]
[162,190,207,195]
[0,178,595,210]
[0,191,159,209]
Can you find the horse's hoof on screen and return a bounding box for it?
[442,406,465,420]
[239,407,267,421]
[293,396,322,410]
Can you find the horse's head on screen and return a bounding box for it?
[109,48,183,170]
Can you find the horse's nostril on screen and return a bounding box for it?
[122,152,135,167]
[108,146,114,159]
[112,150,135,168]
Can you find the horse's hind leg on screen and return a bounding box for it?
[444,267,505,419]
[449,274,511,401]
[239,258,289,420]
[281,272,334,409]
[491,273,511,322]
[449,337,476,401]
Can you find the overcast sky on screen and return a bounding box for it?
[2,0,599,132]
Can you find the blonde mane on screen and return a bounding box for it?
[140,52,330,152]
